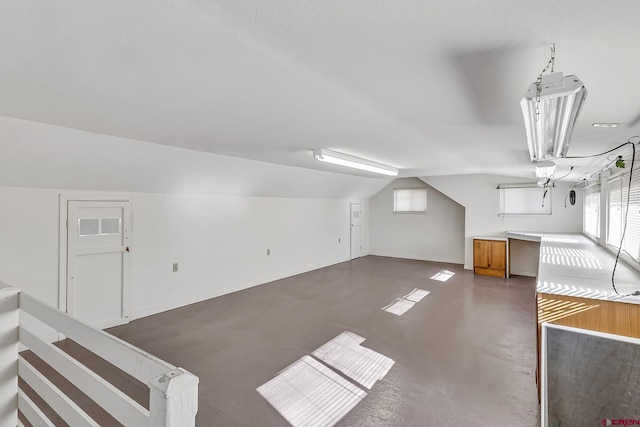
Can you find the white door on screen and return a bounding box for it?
[67,201,131,328]
[350,203,362,260]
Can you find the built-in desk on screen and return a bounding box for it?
[507,231,640,399]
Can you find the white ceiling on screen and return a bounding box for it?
[1,0,639,182]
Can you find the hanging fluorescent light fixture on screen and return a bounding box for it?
[312,148,398,176]
[535,160,557,178]
[520,45,587,162]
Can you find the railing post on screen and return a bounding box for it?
[0,283,19,427]
[148,368,199,426]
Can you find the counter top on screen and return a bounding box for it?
[508,232,640,305]
[473,235,508,241]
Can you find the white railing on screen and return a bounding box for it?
[0,282,199,427]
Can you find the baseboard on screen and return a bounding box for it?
[367,251,464,265]
[132,256,351,320]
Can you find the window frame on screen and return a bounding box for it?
[498,184,553,216]
[393,188,428,214]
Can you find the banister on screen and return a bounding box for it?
[0,284,19,427]
[1,282,199,426]
[20,291,173,383]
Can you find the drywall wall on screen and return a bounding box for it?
[509,239,540,277]
[0,187,60,305]
[131,193,368,318]
[0,186,367,323]
[422,174,582,269]
[369,178,464,264]
[0,116,377,331]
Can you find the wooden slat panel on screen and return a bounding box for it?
[19,356,99,427]
[19,326,149,427]
[537,293,640,338]
[20,292,172,383]
[18,389,55,427]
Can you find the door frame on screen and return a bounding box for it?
[350,202,362,260]
[58,193,133,322]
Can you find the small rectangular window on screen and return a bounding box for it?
[499,186,552,216]
[78,218,100,236]
[394,188,427,213]
[101,218,121,235]
[78,217,122,236]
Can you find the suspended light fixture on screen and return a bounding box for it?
[312,148,398,176]
[520,44,587,162]
[535,160,557,178]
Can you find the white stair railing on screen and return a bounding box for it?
[0,282,199,427]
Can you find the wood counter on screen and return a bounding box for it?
[507,232,640,400]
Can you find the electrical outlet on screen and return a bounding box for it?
[267,249,271,256]
[173,263,179,272]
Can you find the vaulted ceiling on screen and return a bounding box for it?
[1,0,639,182]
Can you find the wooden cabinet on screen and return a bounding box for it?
[473,239,506,277]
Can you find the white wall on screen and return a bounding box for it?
[0,116,380,323]
[0,187,60,305]
[131,193,367,318]
[422,174,582,269]
[369,178,465,264]
[0,186,367,320]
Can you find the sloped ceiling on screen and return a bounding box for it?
[0,116,389,199]
[1,0,639,189]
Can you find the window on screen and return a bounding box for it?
[583,186,600,238]
[77,218,122,237]
[498,185,552,216]
[394,188,427,213]
[607,171,640,263]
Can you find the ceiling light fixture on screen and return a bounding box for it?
[520,44,587,162]
[592,123,619,128]
[312,148,398,176]
[535,160,557,178]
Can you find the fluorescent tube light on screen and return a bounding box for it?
[535,161,556,178]
[521,72,587,162]
[592,123,618,128]
[312,149,398,176]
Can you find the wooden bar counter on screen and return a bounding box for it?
[506,232,640,398]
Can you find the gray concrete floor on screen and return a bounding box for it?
[22,256,541,426]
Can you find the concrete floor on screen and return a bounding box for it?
[22,256,541,426]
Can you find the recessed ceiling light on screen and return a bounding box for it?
[592,123,619,128]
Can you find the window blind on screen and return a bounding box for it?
[583,185,600,238]
[607,171,640,263]
[499,186,551,215]
[608,176,623,247]
[394,188,427,213]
